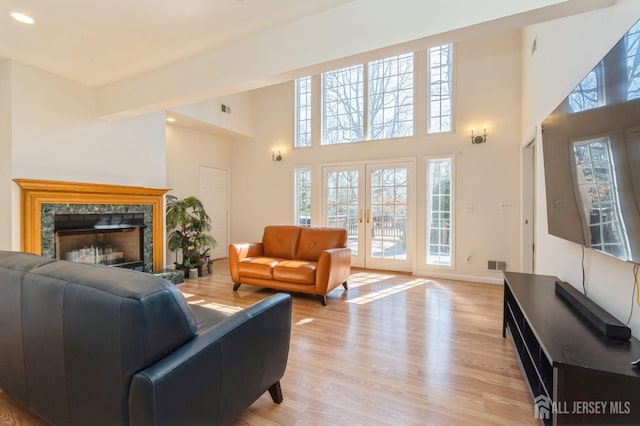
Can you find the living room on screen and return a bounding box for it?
[2,0,640,424]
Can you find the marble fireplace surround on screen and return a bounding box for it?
[14,179,169,271]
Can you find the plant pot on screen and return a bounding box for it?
[207,261,214,274]
[188,268,198,279]
[195,257,205,276]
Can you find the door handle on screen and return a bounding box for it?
[358,209,363,223]
[366,209,370,224]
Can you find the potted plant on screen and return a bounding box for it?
[166,195,217,276]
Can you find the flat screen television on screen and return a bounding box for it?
[542,18,640,265]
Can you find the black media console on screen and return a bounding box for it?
[503,272,640,425]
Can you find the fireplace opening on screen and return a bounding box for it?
[54,213,146,271]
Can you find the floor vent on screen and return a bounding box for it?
[488,260,508,271]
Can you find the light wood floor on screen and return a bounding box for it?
[1,260,537,426]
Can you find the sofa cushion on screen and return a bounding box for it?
[295,227,348,261]
[262,226,301,259]
[273,260,317,285]
[238,257,281,279]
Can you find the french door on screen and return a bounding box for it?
[323,161,414,271]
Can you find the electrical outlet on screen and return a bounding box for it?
[464,203,473,213]
[465,255,472,263]
[500,200,514,210]
[554,198,565,208]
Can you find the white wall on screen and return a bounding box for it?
[6,61,167,251]
[0,61,11,250]
[230,30,523,283]
[165,123,233,266]
[11,62,166,187]
[521,0,640,333]
[169,92,254,138]
[96,0,611,120]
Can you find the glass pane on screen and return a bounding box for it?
[322,65,364,145]
[369,166,408,260]
[368,53,414,140]
[428,44,453,133]
[294,76,312,147]
[426,158,453,266]
[295,169,312,227]
[326,170,359,256]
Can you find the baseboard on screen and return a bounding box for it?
[412,270,503,285]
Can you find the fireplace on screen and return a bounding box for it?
[54,213,146,271]
[14,179,169,272]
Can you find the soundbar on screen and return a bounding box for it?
[555,280,631,341]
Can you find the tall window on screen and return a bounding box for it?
[428,44,453,133]
[567,64,605,113]
[321,54,415,145]
[572,138,629,258]
[294,168,312,227]
[369,53,414,140]
[426,157,453,266]
[625,19,640,101]
[322,65,364,144]
[295,76,312,147]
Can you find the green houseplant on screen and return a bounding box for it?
[166,195,217,273]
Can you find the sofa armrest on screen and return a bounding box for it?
[228,242,263,282]
[128,293,291,426]
[315,248,351,294]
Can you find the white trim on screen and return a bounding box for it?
[413,269,503,285]
[521,136,536,273]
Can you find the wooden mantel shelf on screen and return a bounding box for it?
[13,179,170,271]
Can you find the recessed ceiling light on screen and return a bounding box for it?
[166,117,176,123]
[10,12,35,25]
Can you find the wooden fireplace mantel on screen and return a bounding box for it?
[13,179,169,271]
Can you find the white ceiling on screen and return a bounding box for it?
[0,0,353,86]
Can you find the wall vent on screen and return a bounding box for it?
[488,260,508,271]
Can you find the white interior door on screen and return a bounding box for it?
[199,166,229,260]
[323,161,414,271]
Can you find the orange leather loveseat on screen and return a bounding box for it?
[229,226,351,305]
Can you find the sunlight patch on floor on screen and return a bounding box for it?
[347,271,396,289]
[347,278,429,305]
[200,301,243,314]
[295,318,315,326]
[181,292,243,314]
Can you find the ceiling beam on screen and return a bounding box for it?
[96,0,615,120]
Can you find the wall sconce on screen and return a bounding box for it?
[272,150,282,162]
[471,128,487,144]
